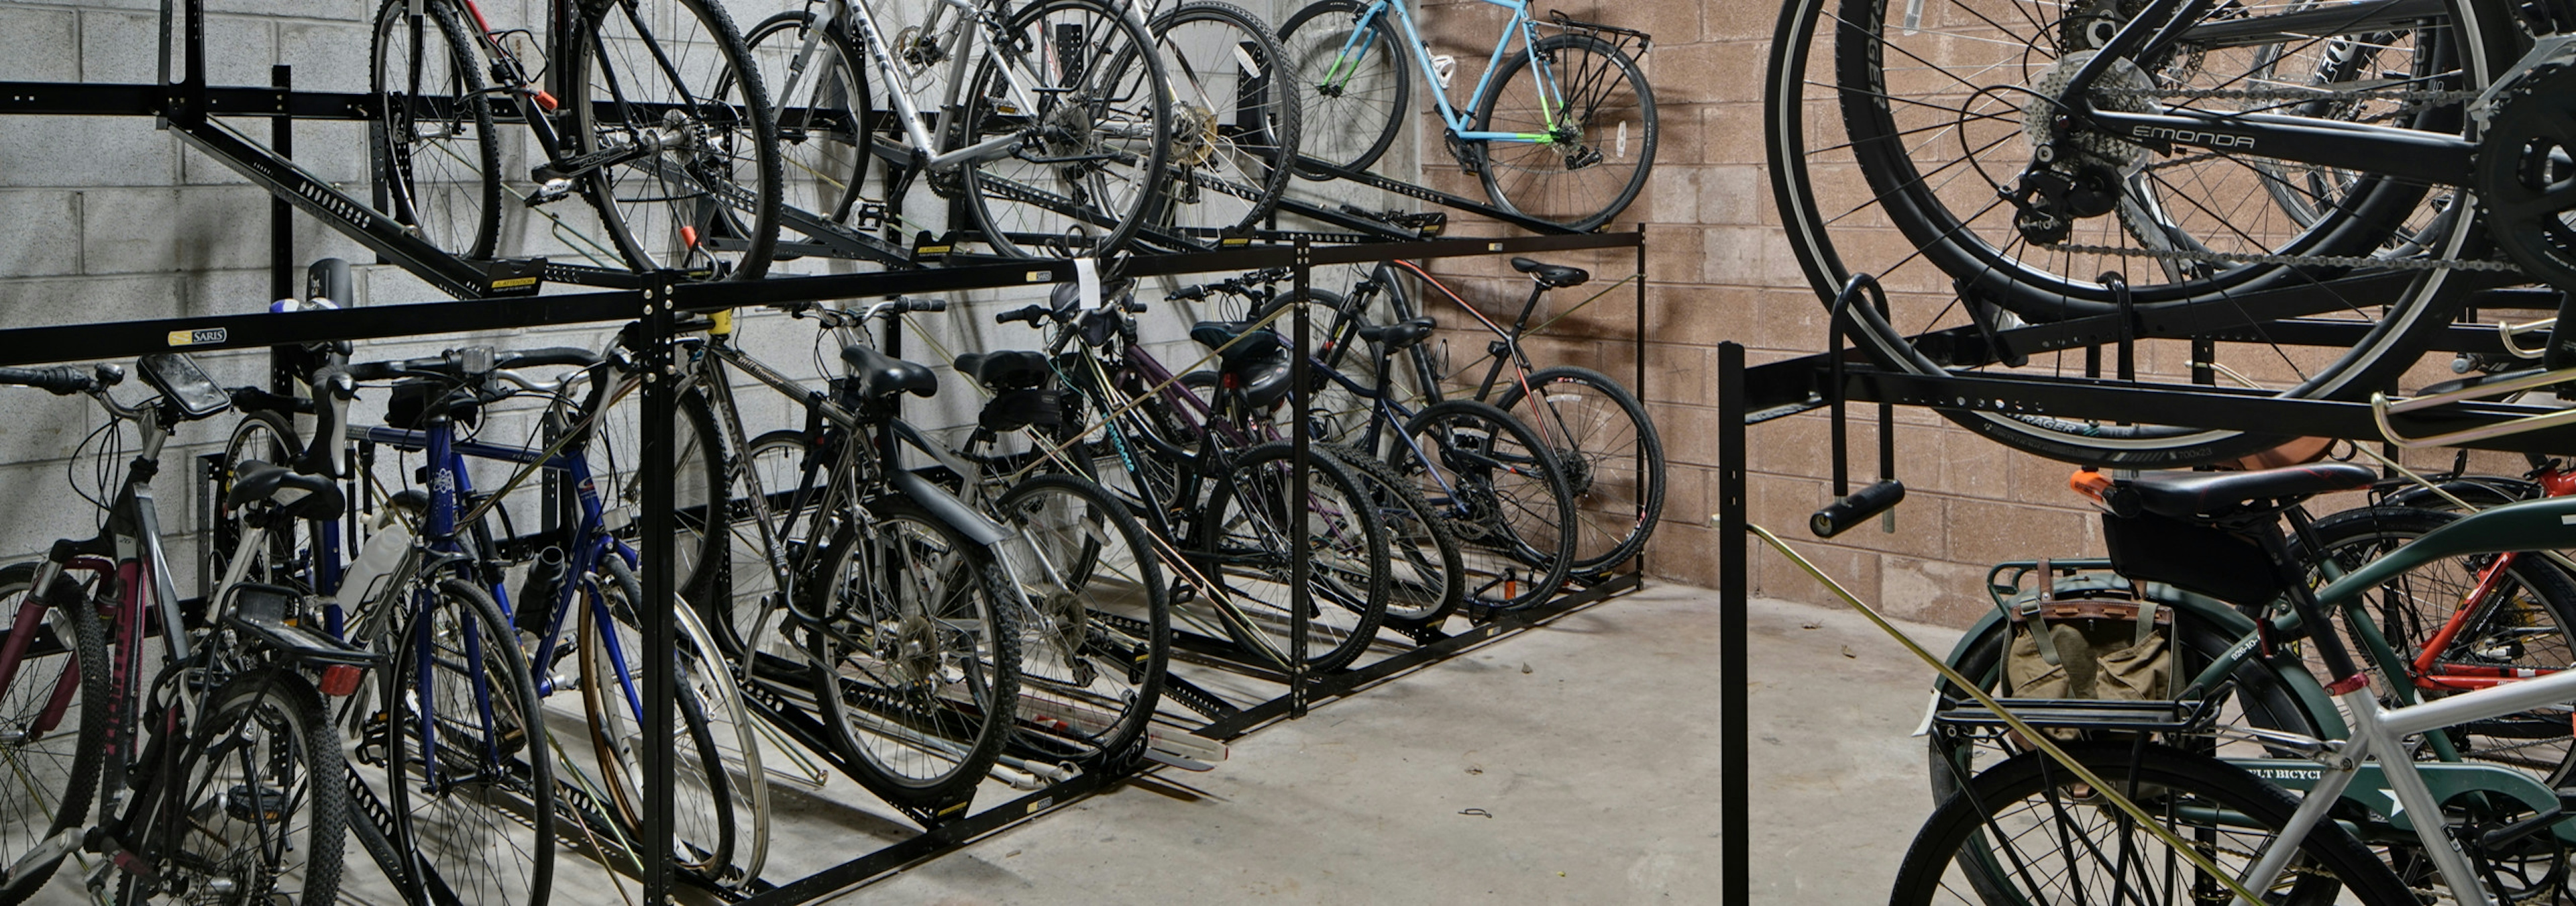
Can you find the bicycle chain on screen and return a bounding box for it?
[2090,86,2483,107]
[2037,240,2522,272]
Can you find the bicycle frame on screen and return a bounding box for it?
[1321,0,1564,145]
[778,0,1055,174]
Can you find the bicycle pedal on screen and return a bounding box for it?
[524,178,576,207]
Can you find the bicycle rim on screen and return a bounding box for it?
[993,474,1170,767]
[384,578,554,906]
[1767,0,2508,467]
[745,11,875,248]
[1470,33,1656,232]
[961,0,1173,258]
[371,0,501,262]
[0,564,104,906]
[570,0,782,279]
[1149,1,1301,242]
[129,670,344,906]
[1278,0,1408,179]
[576,557,736,877]
[1197,442,1389,672]
[1396,401,1574,611]
[1494,366,1664,580]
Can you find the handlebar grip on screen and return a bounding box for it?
[344,360,403,381]
[1124,295,1148,313]
[0,365,96,395]
[902,297,950,313]
[495,347,602,369]
[997,305,1051,326]
[1809,480,1906,539]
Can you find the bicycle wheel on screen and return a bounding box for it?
[119,668,345,906]
[708,429,830,660]
[1391,400,1575,612]
[568,0,783,279]
[2297,505,2576,785]
[808,497,1020,809]
[1324,444,1462,629]
[1927,582,2327,807]
[1468,32,1655,232]
[993,473,1170,768]
[1492,366,1664,582]
[0,563,106,906]
[382,578,554,906]
[1767,0,2514,467]
[1197,440,1389,672]
[961,0,1174,258]
[370,0,500,262]
[1150,1,1301,243]
[1277,0,1408,179]
[213,409,307,592]
[575,556,739,881]
[586,380,727,616]
[1892,742,2415,905]
[745,11,873,231]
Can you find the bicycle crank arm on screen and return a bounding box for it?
[926,130,1034,171]
[531,128,688,183]
[3,827,78,887]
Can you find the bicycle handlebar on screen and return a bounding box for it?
[0,364,108,395]
[348,346,601,382]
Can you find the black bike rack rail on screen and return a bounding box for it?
[1711,272,2576,904]
[0,225,1648,904]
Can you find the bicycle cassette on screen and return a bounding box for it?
[2477,61,2576,294]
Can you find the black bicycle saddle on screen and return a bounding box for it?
[226,460,347,521]
[1510,256,1589,289]
[2122,462,2374,519]
[1357,316,1437,352]
[1188,321,1295,409]
[841,344,938,399]
[954,350,1051,391]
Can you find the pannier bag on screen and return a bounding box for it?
[2004,563,2176,703]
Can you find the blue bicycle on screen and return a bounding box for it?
[1278,0,1656,230]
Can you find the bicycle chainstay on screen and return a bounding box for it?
[2033,83,2522,273]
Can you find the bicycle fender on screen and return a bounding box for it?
[2235,758,2576,844]
[885,469,1013,548]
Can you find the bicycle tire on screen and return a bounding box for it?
[961,0,1173,258]
[1468,32,1656,232]
[1277,0,1408,179]
[1927,583,2327,807]
[808,496,1020,809]
[370,0,500,262]
[381,578,554,906]
[1492,366,1664,582]
[576,556,738,879]
[1149,1,1302,243]
[1323,444,1462,629]
[587,380,727,619]
[1892,742,2416,905]
[1766,0,2515,468]
[745,10,874,233]
[2296,505,2576,786]
[566,0,783,279]
[1393,400,1575,612]
[993,473,1171,768]
[119,668,346,906]
[706,427,821,662]
[0,563,107,906]
[1197,440,1390,672]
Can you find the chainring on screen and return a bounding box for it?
[2477,62,2576,295]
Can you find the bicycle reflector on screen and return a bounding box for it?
[319,664,364,697]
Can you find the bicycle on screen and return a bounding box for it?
[992,281,1397,673]
[1764,0,2576,467]
[371,0,784,279]
[743,0,1175,258]
[0,353,370,906]
[1167,275,1576,616]
[327,342,769,889]
[1897,466,2576,904]
[1250,257,1665,584]
[1279,0,1657,231]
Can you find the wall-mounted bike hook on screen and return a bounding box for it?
[1814,272,1906,538]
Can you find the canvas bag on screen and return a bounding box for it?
[2004,562,2176,702]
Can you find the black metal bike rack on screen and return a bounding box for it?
[2,223,1648,903]
[1713,273,2576,904]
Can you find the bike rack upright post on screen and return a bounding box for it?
[1717,341,1749,905]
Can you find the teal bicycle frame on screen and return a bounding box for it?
[1318,0,1567,146]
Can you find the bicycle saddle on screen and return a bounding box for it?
[953,350,1051,391]
[226,460,346,521]
[1510,256,1589,289]
[1188,321,1295,409]
[1357,316,1437,352]
[2118,462,2374,519]
[840,344,938,399]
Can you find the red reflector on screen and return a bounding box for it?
[533,90,559,113]
[681,225,700,249]
[319,665,364,697]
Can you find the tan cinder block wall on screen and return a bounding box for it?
[1392,0,2513,627]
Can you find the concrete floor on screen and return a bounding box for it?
[23,583,1961,904]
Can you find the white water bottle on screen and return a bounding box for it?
[336,513,415,614]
